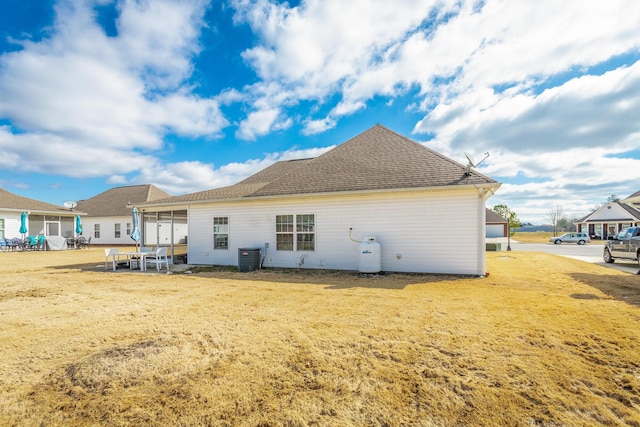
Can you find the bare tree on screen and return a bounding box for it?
[606,195,620,202]
[547,206,564,236]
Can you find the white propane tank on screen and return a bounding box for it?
[358,236,381,273]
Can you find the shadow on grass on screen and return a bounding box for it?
[47,262,467,290]
[570,273,640,307]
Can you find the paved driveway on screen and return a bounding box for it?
[491,240,640,275]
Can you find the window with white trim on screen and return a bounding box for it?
[213,217,229,250]
[94,224,100,239]
[276,214,315,251]
[0,219,4,238]
[115,223,121,238]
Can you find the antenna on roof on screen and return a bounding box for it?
[464,152,489,175]
[63,201,77,210]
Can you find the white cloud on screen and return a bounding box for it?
[115,0,209,89]
[236,107,287,140]
[232,0,460,130]
[0,0,227,177]
[128,144,333,195]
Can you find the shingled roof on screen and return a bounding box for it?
[0,188,80,214]
[76,184,170,217]
[486,209,508,224]
[143,125,499,206]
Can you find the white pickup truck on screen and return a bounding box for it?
[603,226,640,266]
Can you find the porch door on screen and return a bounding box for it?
[158,221,172,246]
[46,221,60,236]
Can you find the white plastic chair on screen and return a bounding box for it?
[145,247,169,271]
[104,248,122,271]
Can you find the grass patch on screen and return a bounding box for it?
[0,249,639,425]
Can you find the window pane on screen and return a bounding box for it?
[296,214,314,232]
[276,215,293,232]
[297,233,315,251]
[213,217,229,249]
[214,235,228,249]
[277,234,294,250]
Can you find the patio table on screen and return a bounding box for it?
[118,251,150,272]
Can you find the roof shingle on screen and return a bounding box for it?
[76,184,170,217]
[0,188,79,213]
[142,125,499,206]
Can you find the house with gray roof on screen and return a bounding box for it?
[577,194,640,239]
[0,188,83,241]
[76,184,172,245]
[139,125,501,275]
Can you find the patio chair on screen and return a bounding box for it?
[76,236,87,249]
[37,235,46,250]
[12,237,24,251]
[5,238,15,251]
[129,246,153,269]
[26,236,39,250]
[0,239,6,252]
[145,247,169,271]
[104,248,125,271]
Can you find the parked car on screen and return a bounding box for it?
[549,232,591,245]
[603,227,640,265]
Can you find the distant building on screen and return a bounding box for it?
[76,185,171,245]
[576,191,640,239]
[0,187,83,239]
[486,208,508,238]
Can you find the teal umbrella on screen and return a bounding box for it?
[19,212,28,236]
[75,215,83,234]
[130,207,141,244]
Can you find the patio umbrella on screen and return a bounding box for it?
[130,207,141,250]
[75,215,83,235]
[19,211,28,237]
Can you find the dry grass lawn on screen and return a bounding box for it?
[1,248,639,426]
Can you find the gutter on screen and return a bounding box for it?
[138,182,503,210]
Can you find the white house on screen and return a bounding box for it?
[577,191,640,239]
[139,125,501,275]
[0,188,83,240]
[76,184,173,246]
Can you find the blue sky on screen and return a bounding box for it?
[1,0,639,224]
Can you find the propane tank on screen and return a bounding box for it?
[358,236,381,273]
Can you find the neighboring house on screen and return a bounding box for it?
[486,209,508,238]
[76,184,171,245]
[576,193,640,239]
[0,188,83,239]
[140,125,501,275]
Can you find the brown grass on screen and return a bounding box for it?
[1,248,639,426]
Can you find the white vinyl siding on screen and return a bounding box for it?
[186,188,485,275]
[82,217,143,245]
